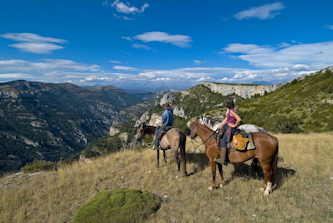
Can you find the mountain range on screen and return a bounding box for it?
[0,80,147,174]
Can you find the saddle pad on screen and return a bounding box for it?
[247,134,255,150]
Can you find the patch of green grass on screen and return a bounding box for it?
[73,188,160,223]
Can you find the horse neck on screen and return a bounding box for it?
[144,126,157,136]
[195,123,215,144]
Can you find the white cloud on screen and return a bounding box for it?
[223,43,260,53]
[194,60,207,65]
[0,73,34,79]
[113,65,138,71]
[0,59,100,75]
[325,25,333,30]
[1,33,67,44]
[223,41,333,68]
[1,33,67,54]
[235,2,284,20]
[132,44,152,50]
[109,60,122,64]
[9,42,65,54]
[277,42,291,48]
[134,31,192,48]
[0,58,327,90]
[122,36,133,41]
[111,0,149,14]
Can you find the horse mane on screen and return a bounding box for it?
[195,121,214,133]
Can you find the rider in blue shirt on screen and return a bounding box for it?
[153,102,173,150]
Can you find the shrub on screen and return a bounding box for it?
[73,188,160,223]
[267,116,302,133]
[21,160,57,173]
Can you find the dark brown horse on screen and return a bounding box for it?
[189,120,278,195]
[135,124,187,177]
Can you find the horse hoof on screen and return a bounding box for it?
[219,184,224,188]
[208,186,214,191]
[176,175,179,179]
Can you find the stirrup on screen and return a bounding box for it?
[152,145,160,150]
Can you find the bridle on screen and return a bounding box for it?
[190,122,218,146]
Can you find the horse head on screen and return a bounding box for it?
[189,120,198,140]
[135,124,146,142]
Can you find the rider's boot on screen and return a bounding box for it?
[214,147,227,166]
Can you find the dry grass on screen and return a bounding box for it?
[1,133,333,223]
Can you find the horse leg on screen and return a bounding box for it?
[156,150,160,168]
[250,158,259,170]
[259,162,274,196]
[217,163,225,188]
[173,149,181,177]
[208,159,217,191]
[163,150,167,163]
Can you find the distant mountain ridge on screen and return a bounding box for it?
[0,80,143,174]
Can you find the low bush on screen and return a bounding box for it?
[73,188,160,223]
[21,160,57,173]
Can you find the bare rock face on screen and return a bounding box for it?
[109,126,120,136]
[149,114,162,127]
[173,106,187,118]
[118,133,128,142]
[159,93,175,106]
[201,82,277,98]
[134,111,151,127]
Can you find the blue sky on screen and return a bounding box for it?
[1,0,333,91]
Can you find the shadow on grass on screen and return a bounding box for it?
[225,162,296,190]
[185,153,295,190]
[185,153,209,176]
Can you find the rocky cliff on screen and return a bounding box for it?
[201,82,278,98]
[0,80,143,174]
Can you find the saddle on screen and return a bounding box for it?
[157,126,173,141]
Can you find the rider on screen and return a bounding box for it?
[214,97,242,165]
[153,102,173,150]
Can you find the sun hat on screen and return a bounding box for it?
[162,102,171,109]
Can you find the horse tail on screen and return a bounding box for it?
[179,131,187,177]
[271,136,279,187]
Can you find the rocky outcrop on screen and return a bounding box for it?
[148,114,162,127]
[173,106,187,118]
[159,93,175,106]
[109,126,120,136]
[201,82,278,98]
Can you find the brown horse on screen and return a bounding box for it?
[189,120,278,195]
[135,124,187,177]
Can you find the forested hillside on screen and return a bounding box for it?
[0,80,143,174]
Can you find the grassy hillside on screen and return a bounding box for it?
[195,67,333,133]
[1,133,333,222]
[236,67,333,133]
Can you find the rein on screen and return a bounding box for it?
[191,124,218,146]
[142,138,154,148]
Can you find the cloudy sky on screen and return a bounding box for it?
[1,0,333,90]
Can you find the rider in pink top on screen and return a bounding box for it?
[214,98,242,165]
